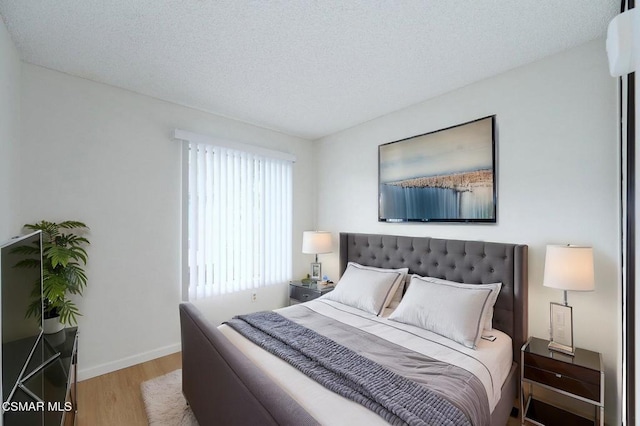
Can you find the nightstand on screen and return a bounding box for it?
[289,281,334,305]
[521,337,603,426]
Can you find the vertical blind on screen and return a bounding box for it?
[186,140,293,300]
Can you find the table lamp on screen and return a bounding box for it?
[302,231,332,281]
[543,245,595,356]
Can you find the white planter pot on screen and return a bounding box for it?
[43,316,65,334]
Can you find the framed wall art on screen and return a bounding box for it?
[378,115,497,223]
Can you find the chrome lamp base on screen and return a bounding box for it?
[547,340,575,356]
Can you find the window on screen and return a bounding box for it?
[176,130,294,300]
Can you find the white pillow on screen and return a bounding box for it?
[419,276,502,331]
[350,263,408,308]
[389,275,494,348]
[323,263,407,315]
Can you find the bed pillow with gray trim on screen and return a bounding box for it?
[418,276,502,331]
[323,262,407,315]
[389,275,494,348]
[347,262,408,308]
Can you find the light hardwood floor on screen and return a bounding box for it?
[76,352,182,426]
[76,351,521,425]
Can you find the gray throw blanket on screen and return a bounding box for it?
[226,311,483,426]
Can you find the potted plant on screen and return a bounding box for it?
[18,221,90,333]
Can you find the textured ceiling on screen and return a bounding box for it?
[0,1,618,139]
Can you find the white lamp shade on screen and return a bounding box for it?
[543,245,595,292]
[302,231,332,254]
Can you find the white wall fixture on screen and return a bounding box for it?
[606,8,639,77]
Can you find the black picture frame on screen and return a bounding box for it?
[378,115,497,223]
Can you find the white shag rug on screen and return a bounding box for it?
[141,369,199,426]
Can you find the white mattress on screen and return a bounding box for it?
[219,299,513,425]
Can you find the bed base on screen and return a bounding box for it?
[179,302,318,426]
[491,363,518,426]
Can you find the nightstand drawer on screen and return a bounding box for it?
[289,285,321,302]
[524,351,600,386]
[521,338,604,425]
[523,365,600,402]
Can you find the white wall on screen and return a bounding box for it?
[0,16,21,241]
[19,64,316,380]
[316,38,620,424]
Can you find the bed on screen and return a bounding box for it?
[180,232,528,425]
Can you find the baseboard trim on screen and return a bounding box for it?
[78,342,181,381]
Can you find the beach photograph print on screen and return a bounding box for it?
[378,116,496,222]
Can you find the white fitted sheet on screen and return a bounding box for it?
[219,299,513,425]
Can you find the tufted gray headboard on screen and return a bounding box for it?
[339,233,528,363]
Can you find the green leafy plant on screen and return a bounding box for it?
[14,221,90,325]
